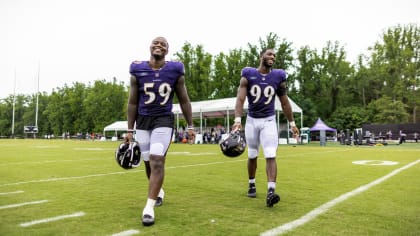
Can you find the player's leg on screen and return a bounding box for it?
[141,127,172,226]
[261,116,280,207]
[245,116,260,198]
[136,130,162,205]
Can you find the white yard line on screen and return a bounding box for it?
[0,158,107,166]
[0,150,346,187]
[260,159,420,236]
[0,171,140,187]
[111,229,140,236]
[19,211,85,227]
[0,190,24,195]
[0,200,48,210]
[0,159,246,187]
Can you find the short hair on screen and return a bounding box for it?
[260,48,274,57]
[260,48,268,57]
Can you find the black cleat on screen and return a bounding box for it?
[266,188,280,207]
[142,214,155,226]
[155,197,163,207]
[247,183,256,198]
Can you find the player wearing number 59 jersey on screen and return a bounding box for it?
[126,37,194,227]
[130,60,184,116]
[232,48,299,208]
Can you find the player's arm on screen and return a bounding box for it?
[126,75,138,142]
[233,77,248,131]
[175,75,194,130]
[278,93,299,138]
[277,81,299,137]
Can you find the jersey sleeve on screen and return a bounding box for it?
[241,67,253,78]
[129,61,143,75]
[175,61,185,77]
[276,69,288,96]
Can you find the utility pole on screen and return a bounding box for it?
[12,69,16,138]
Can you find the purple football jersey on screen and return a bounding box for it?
[241,67,287,118]
[130,61,184,116]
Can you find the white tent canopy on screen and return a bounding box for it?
[103,121,128,135]
[172,97,303,133]
[102,97,303,139]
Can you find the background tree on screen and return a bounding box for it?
[366,96,410,124]
[83,79,127,133]
[330,106,369,131]
[175,43,212,101]
[366,24,420,123]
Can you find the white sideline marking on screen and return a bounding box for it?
[20,211,85,227]
[260,159,420,236]
[0,200,48,210]
[0,159,244,187]
[0,190,24,195]
[111,229,140,236]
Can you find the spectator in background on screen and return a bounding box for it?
[399,130,406,144]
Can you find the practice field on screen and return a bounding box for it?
[0,140,419,236]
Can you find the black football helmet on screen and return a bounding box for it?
[115,141,141,169]
[220,130,246,157]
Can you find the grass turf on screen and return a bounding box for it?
[0,140,419,235]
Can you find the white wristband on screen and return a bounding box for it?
[289,121,296,127]
[234,117,241,123]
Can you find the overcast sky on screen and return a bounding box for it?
[0,0,419,99]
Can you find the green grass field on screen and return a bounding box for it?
[0,140,419,236]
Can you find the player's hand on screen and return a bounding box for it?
[291,126,300,138]
[125,132,133,143]
[232,122,242,132]
[187,129,195,140]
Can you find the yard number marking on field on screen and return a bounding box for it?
[19,211,85,227]
[260,159,420,236]
[0,200,48,210]
[111,229,140,236]
[352,160,399,166]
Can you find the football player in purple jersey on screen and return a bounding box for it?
[126,36,194,226]
[232,48,299,207]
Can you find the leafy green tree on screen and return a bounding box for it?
[317,41,354,118]
[11,94,28,137]
[294,46,319,126]
[330,106,369,131]
[366,96,410,124]
[367,24,420,122]
[175,43,212,101]
[84,79,127,133]
[0,96,15,136]
[43,88,66,136]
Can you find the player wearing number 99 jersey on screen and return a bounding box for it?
[232,48,299,208]
[242,67,287,118]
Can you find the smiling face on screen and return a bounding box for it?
[260,49,276,68]
[150,37,169,59]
